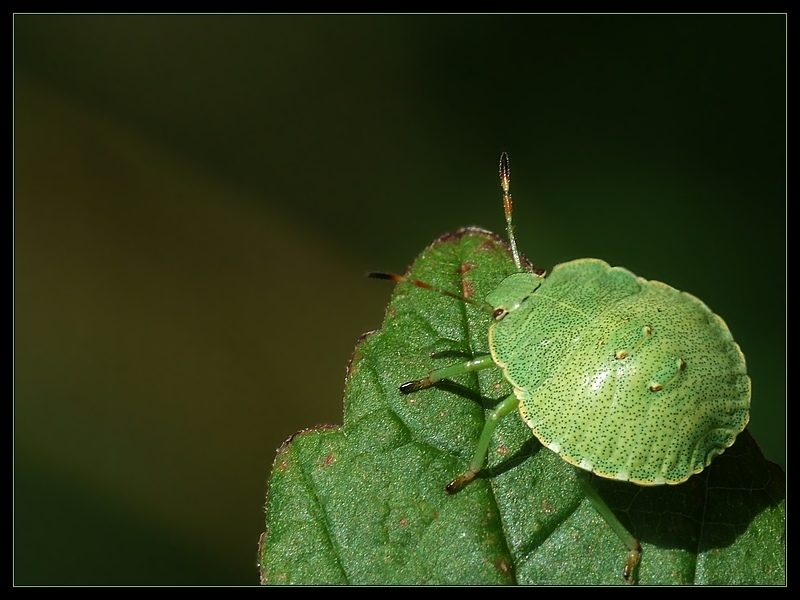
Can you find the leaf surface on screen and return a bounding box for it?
[259,228,785,585]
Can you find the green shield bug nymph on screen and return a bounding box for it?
[369,153,751,583]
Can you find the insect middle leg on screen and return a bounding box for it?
[445,393,520,493]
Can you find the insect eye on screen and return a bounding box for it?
[493,307,508,321]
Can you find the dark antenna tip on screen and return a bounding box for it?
[499,152,510,190]
[367,272,399,281]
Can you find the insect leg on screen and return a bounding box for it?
[399,354,496,393]
[575,468,641,584]
[445,393,520,494]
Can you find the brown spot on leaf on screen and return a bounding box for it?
[321,452,336,468]
[461,279,475,299]
[458,261,476,275]
[496,557,511,574]
[479,239,499,252]
[256,530,268,578]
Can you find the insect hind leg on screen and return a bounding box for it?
[576,469,642,584]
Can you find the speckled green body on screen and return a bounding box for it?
[487,258,750,485]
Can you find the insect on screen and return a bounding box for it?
[369,153,751,582]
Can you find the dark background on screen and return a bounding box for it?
[14,14,785,585]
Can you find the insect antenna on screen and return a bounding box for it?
[367,272,494,314]
[499,152,522,271]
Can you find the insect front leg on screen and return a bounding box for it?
[399,354,496,393]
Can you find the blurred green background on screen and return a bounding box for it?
[14,15,785,585]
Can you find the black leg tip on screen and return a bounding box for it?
[399,379,429,394]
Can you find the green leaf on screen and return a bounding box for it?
[258,228,785,585]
